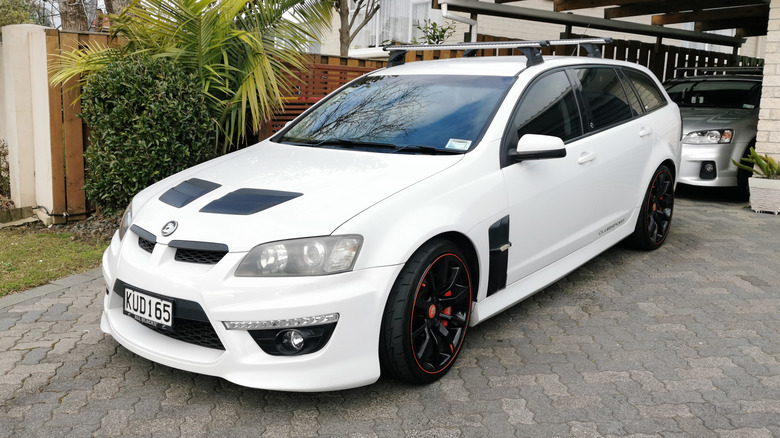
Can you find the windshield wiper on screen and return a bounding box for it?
[311,138,398,149]
[392,144,465,155]
[285,137,464,155]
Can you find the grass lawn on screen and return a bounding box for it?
[0,224,109,298]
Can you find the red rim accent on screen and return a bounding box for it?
[409,252,472,375]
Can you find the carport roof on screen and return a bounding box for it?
[434,0,769,48]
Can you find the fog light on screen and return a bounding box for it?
[278,329,305,354]
[700,161,717,179]
[248,322,337,356]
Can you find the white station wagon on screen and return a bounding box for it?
[101,39,682,391]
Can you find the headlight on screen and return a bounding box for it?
[235,235,363,277]
[118,203,133,240]
[682,129,733,144]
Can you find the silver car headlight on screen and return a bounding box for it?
[118,203,133,241]
[682,129,733,144]
[235,235,363,277]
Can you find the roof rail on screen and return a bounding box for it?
[383,38,612,68]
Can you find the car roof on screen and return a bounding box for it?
[664,75,762,84]
[370,55,652,78]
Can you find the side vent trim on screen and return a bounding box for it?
[487,216,510,297]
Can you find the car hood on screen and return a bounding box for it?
[130,141,463,252]
[679,106,758,133]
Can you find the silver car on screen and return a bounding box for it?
[664,74,762,197]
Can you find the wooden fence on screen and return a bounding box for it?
[46,30,762,219]
[46,29,123,220]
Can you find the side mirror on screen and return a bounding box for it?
[510,134,567,162]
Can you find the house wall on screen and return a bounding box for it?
[756,0,780,158]
[321,0,765,59]
[0,41,5,149]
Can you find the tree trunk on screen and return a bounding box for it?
[104,0,131,15]
[338,0,351,57]
[59,0,89,31]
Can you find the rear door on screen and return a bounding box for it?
[571,67,654,234]
[501,69,601,285]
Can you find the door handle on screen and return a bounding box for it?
[578,151,596,164]
[639,127,652,137]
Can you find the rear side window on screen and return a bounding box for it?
[511,71,583,143]
[624,69,666,112]
[574,68,633,131]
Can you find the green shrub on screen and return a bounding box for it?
[81,56,217,214]
[0,138,11,205]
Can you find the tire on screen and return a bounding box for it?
[626,164,674,251]
[379,239,473,384]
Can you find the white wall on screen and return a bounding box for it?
[0,25,54,222]
[756,0,780,158]
[321,0,765,60]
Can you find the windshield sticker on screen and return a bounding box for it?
[445,139,472,151]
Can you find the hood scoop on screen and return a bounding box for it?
[200,189,303,215]
[160,178,221,208]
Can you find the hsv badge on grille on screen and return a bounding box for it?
[161,221,178,237]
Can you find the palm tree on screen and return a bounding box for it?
[51,0,333,151]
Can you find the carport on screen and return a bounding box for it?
[430,0,778,159]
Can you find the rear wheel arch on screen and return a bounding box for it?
[661,159,677,182]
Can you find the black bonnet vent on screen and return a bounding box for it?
[200,189,302,215]
[159,178,221,208]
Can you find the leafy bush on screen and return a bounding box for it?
[81,56,217,214]
[415,19,457,45]
[0,138,13,210]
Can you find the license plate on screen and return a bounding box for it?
[123,288,173,329]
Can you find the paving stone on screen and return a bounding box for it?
[2,198,780,435]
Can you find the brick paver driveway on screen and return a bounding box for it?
[2,191,779,437]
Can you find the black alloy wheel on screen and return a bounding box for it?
[627,164,674,250]
[380,239,473,384]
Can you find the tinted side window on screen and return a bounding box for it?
[511,71,582,143]
[575,68,633,130]
[619,70,645,115]
[624,69,665,112]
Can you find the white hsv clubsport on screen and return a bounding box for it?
[101,39,682,392]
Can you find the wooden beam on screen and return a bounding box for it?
[651,4,769,26]
[553,0,636,13]
[736,26,771,38]
[605,0,767,19]
[694,18,764,33]
[440,0,746,46]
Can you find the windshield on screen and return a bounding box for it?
[665,79,761,109]
[279,74,515,153]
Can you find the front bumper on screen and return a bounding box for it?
[100,231,403,392]
[678,142,744,188]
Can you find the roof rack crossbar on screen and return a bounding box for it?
[548,38,613,58]
[382,38,612,67]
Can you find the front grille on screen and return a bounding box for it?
[175,249,227,265]
[147,317,225,350]
[138,237,155,253]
